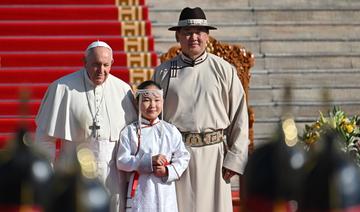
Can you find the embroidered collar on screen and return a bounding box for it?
[180,51,208,66]
[140,117,160,127]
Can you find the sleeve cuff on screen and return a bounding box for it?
[138,152,153,173]
[223,150,247,175]
[163,164,180,183]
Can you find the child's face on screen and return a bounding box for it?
[139,85,163,121]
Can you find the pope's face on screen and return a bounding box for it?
[176,26,209,60]
[84,47,113,86]
[139,85,163,121]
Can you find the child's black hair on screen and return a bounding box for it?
[136,80,162,102]
[137,80,162,90]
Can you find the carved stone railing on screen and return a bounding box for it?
[160,36,255,152]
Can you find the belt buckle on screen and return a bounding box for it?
[211,133,218,143]
[185,133,202,147]
[204,130,223,145]
[203,133,212,145]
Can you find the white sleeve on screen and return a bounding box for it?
[34,127,57,164]
[164,128,190,183]
[116,129,153,174]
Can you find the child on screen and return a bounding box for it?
[116,80,190,212]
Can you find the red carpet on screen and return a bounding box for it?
[0,36,154,52]
[0,67,132,83]
[0,21,152,36]
[0,52,157,67]
[0,0,156,142]
[0,0,146,5]
[0,101,40,116]
[0,118,36,133]
[0,6,148,21]
[0,85,48,100]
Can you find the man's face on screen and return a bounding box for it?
[176,26,209,59]
[84,47,113,86]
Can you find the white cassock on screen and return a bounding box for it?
[35,68,137,212]
[116,118,190,212]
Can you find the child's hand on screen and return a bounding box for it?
[152,154,168,166]
[153,165,168,177]
[152,154,169,177]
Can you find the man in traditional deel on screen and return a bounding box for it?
[153,7,250,212]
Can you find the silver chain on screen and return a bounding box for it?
[83,71,105,138]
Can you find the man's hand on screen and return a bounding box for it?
[222,167,238,181]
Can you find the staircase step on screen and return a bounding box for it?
[249,67,360,87]
[253,52,360,70]
[249,87,360,103]
[154,38,258,56]
[0,6,148,21]
[249,0,360,8]
[253,121,309,147]
[154,37,360,55]
[0,67,133,83]
[0,101,40,116]
[0,51,157,68]
[0,118,36,134]
[148,0,360,9]
[254,8,360,23]
[0,133,13,149]
[0,36,154,52]
[0,66,80,83]
[253,118,357,148]
[147,0,247,8]
[150,8,360,24]
[0,21,152,36]
[152,23,360,40]
[152,23,256,39]
[150,8,252,24]
[0,85,48,100]
[0,0,146,5]
[251,102,360,120]
[258,39,360,54]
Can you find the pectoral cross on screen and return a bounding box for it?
[89,121,100,138]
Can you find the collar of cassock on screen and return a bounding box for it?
[140,117,160,127]
[83,68,97,87]
[180,51,208,66]
[83,69,105,96]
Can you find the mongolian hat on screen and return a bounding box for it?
[168,7,217,31]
